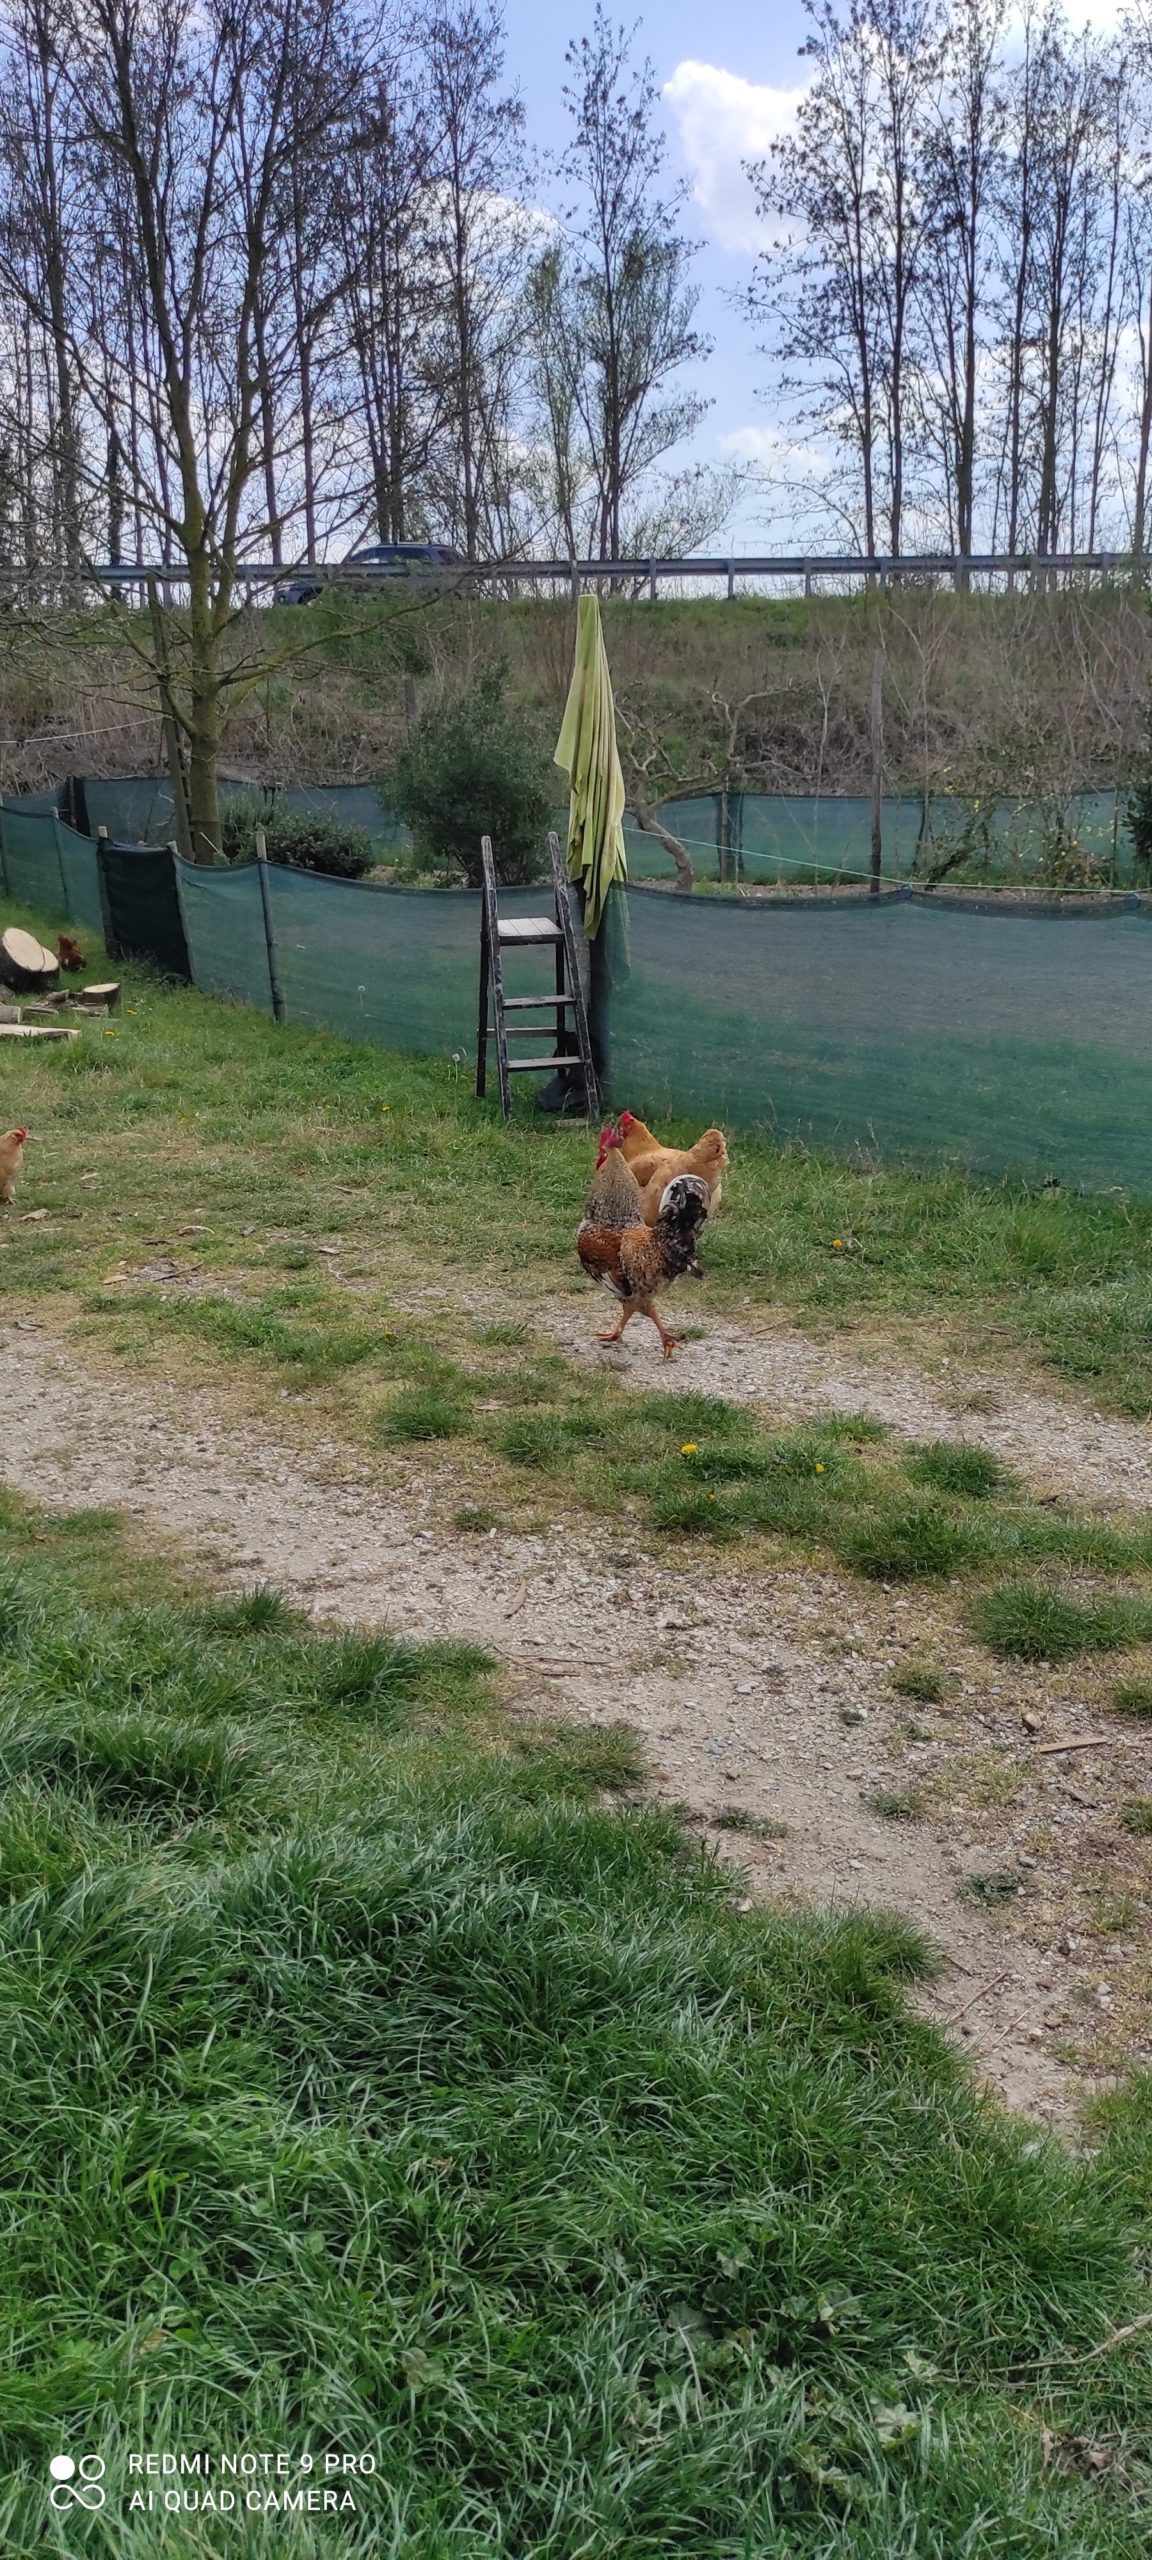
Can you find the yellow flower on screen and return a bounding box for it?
[680,1442,698,1455]
[815,1463,825,1474]
[832,1238,843,1249]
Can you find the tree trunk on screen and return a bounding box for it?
[629,795,693,894]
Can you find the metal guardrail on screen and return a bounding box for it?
[15,550,1151,599]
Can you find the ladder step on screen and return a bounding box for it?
[497,917,562,942]
[506,1055,585,1071]
[501,993,576,1008]
[489,1024,575,1040]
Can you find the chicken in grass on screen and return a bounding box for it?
[0,1127,28,1205]
[617,1110,729,1224]
[56,934,87,973]
[576,1127,710,1360]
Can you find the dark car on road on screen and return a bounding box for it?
[274,542,465,605]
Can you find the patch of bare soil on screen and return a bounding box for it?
[7,1318,1151,2132]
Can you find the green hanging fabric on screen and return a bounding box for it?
[554,594,628,939]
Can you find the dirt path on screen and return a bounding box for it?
[4,1315,1125,2131]
[540,1295,1152,1512]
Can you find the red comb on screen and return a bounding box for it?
[595,1125,621,1168]
[11,1127,27,1142]
[619,1110,635,1131]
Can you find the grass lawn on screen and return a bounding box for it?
[0,1487,1150,2555]
[6,919,1152,1695]
[4,905,1152,1414]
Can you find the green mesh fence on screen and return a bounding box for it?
[28,775,1142,891]
[7,798,1152,1195]
[0,808,103,932]
[80,775,407,854]
[100,843,191,979]
[599,884,1152,1191]
[174,862,275,1010]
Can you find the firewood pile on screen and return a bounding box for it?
[0,924,119,1039]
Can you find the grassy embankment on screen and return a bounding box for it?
[0,582,1146,808]
[0,1487,1151,2555]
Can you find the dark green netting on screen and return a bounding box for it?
[100,843,191,979]
[83,777,177,843]
[80,775,406,855]
[10,799,1152,1194]
[174,861,275,1010]
[0,810,102,933]
[598,884,1152,1191]
[56,825,104,936]
[2,785,66,816]
[279,784,406,851]
[618,790,1132,888]
[264,867,555,1055]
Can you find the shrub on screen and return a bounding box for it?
[386,666,552,885]
[220,794,375,879]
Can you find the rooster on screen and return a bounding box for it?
[0,1127,28,1205]
[618,1111,729,1223]
[577,1127,709,1359]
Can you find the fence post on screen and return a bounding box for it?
[254,826,285,1022]
[869,646,884,898]
[0,795,6,898]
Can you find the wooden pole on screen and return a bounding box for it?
[869,645,884,898]
[254,825,285,1022]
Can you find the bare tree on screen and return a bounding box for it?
[918,0,1005,564]
[421,1,529,557]
[0,0,370,857]
[541,6,709,563]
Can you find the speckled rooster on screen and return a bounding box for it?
[576,1126,710,1360]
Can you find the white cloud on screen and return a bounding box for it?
[720,423,830,477]
[664,60,809,256]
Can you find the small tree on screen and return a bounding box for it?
[387,667,552,885]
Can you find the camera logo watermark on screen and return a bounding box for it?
[49,2455,106,2513]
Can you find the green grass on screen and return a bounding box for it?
[9,932,1152,1683]
[7,911,1152,1421]
[1113,1679,1152,1719]
[1,1487,1152,2556]
[969,1582,1152,1662]
[892,1660,952,1703]
[1119,1800,1152,1836]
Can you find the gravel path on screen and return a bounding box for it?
[0,1315,1107,2129]
[544,1295,1152,1511]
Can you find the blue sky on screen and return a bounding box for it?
[499,0,1130,550]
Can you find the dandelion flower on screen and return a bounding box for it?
[680,1442,698,1456]
[815,1463,825,1474]
[832,1238,843,1250]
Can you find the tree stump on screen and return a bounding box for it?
[0,927,60,993]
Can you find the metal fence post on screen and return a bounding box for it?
[255,826,285,1021]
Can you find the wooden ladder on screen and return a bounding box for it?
[476,830,598,1120]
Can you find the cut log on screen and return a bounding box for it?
[76,981,121,1011]
[0,1023,78,1041]
[0,926,59,993]
[0,1001,21,1023]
